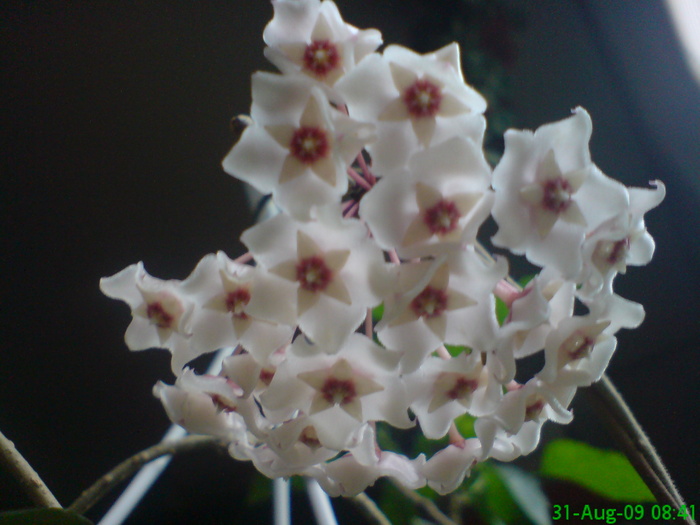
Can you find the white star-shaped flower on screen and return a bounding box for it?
[100,262,194,373]
[263,0,382,90]
[241,206,392,351]
[491,107,629,277]
[579,180,665,296]
[476,372,579,462]
[182,252,296,364]
[404,352,502,439]
[377,249,507,373]
[298,358,384,421]
[421,440,481,495]
[359,136,493,258]
[269,230,351,315]
[153,368,261,442]
[260,334,412,450]
[223,75,375,220]
[336,43,486,174]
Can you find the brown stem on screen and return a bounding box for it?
[391,481,459,525]
[68,435,226,515]
[588,376,695,525]
[351,492,393,525]
[0,428,61,508]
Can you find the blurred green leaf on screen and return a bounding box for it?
[470,463,521,524]
[454,413,477,439]
[415,484,439,499]
[412,432,448,458]
[495,465,551,525]
[495,296,509,326]
[245,471,272,505]
[518,275,536,287]
[375,422,402,453]
[444,344,471,357]
[290,476,307,493]
[0,509,94,525]
[372,303,384,323]
[539,439,655,502]
[246,474,309,506]
[470,463,550,525]
[378,479,418,524]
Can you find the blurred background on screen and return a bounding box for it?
[2,1,698,523]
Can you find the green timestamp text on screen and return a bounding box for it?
[552,504,695,523]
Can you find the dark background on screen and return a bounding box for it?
[2,1,698,523]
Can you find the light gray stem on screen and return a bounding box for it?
[589,376,695,525]
[0,428,62,508]
[68,435,225,515]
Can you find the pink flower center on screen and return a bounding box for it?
[289,126,329,164]
[445,376,479,400]
[542,177,573,213]
[594,238,629,270]
[210,394,237,413]
[525,398,545,421]
[424,199,461,236]
[320,377,356,405]
[410,286,448,319]
[146,302,174,329]
[296,256,332,292]
[225,288,251,319]
[259,368,275,386]
[299,426,322,450]
[402,78,442,118]
[303,40,340,77]
[561,331,595,361]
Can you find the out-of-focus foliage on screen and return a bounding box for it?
[540,439,655,502]
[0,509,94,525]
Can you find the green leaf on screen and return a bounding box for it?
[246,474,309,506]
[245,472,272,505]
[495,465,551,525]
[375,422,402,453]
[378,479,419,525]
[372,303,384,323]
[444,344,470,357]
[415,484,439,499]
[518,274,536,287]
[469,463,551,525]
[0,509,94,525]
[412,432,448,458]
[495,296,509,326]
[289,475,307,493]
[470,463,524,524]
[539,439,655,502]
[453,413,477,439]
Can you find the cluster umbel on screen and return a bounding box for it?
[101,0,664,496]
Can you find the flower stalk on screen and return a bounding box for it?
[587,376,696,525]
[391,480,459,525]
[351,492,392,525]
[67,435,226,516]
[0,428,61,509]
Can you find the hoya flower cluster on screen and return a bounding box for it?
[101,0,665,496]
